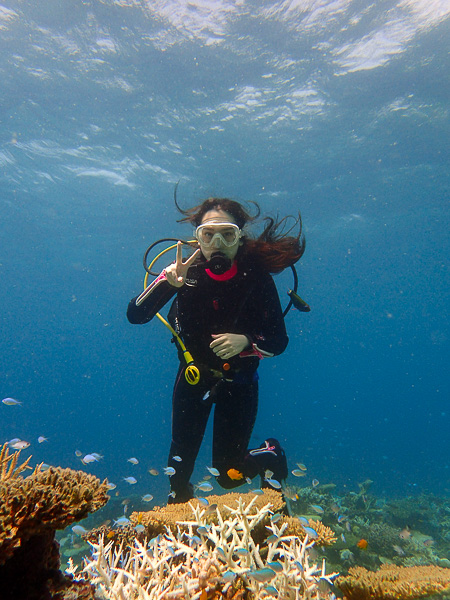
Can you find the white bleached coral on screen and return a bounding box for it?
[80,495,338,599]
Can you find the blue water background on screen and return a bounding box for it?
[1,0,449,507]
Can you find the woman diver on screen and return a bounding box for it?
[127,196,305,503]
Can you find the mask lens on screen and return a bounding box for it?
[196,223,240,247]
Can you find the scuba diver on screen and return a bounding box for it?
[127,196,307,503]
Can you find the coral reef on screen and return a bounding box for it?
[0,443,109,600]
[125,490,336,548]
[337,564,450,600]
[80,494,339,599]
[129,489,285,533]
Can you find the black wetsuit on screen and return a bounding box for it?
[127,254,288,501]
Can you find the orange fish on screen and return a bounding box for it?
[399,527,411,540]
[227,468,244,481]
[357,538,368,550]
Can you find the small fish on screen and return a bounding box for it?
[197,526,209,535]
[206,466,220,476]
[106,482,117,490]
[337,515,347,523]
[270,513,282,523]
[222,570,236,582]
[245,476,252,484]
[399,527,411,540]
[127,457,139,464]
[267,561,283,573]
[292,469,306,477]
[82,454,99,464]
[91,453,103,460]
[134,524,145,534]
[72,525,88,536]
[310,504,324,514]
[227,468,244,480]
[9,440,30,450]
[40,463,51,471]
[38,436,48,444]
[393,544,406,556]
[266,534,279,544]
[423,538,434,547]
[250,488,265,495]
[142,494,154,502]
[75,450,83,457]
[163,467,176,476]
[264,586,279,596]
[197,497,209,506]
[123,476,137,484]
[196,481,213,492]
[302,526,318,540]
[235,548,249,556]
[264,469,274,479]
[114,517,130,527]
[247,568,276,583]
[148,468,159,476]
[296,462,307,471]
[265,477,282,489]
[298,517,309,526]
[168,491,176,499]
[282,485,298,501]
[357,538,368,550]
[311,479,319,487]
[341,533,346,543]
[2,397,22,406]
[205,503,218,516]
[172,455,182,462]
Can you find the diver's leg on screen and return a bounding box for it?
[212,379,259,489]
[168,367,212,503]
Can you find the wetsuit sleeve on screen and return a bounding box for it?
[241,273,288,357]
[127,280,177,324]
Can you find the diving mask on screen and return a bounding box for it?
[195,222,242,248]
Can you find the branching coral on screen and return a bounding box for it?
[0,442,32,481]
[81,494,339,600]
[337,564,450,600]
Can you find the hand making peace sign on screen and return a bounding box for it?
[165,241,201,288]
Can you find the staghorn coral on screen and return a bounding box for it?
[0,451,109,600]
[337,564,450,600]
[81,494,339,599]
[0,442,32,481]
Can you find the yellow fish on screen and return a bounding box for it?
[227,468,244,481]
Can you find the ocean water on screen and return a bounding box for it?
[1,0,449,515]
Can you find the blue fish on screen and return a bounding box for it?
[2,397,22,406]
[302,526,318,540]
[267,561,283,573]
[247,568,276,583]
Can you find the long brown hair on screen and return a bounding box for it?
[175,194,305,274]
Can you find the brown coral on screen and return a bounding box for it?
[1,464,109,564]
[0,447,109,600]
[337,564,450,600]
[129,489,285,537]
[130,490,282,529]
[283,516,337,547]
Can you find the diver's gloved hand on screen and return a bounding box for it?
[165,241,200,288]
[210,333,250,359]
